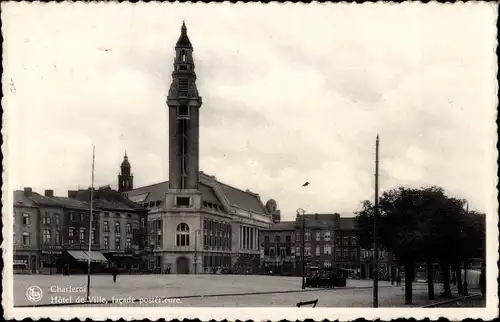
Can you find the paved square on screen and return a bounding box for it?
[14,274,480,307]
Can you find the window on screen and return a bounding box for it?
[69,227,74,244]
[343,236,349,246]
[295,246,301,256]
[115,222,120,233]
[55,213,60,226]
[324,245,332,255]
[304,246,312,256]
[22,213,30,225]
[23,232,31,246]
[315,231,320,241]
[286,235,291,243]
[178,105,189,117]
[336,249,341,259]
[324,231,331,242]
[351,236,357,246]
[103,237,109,249]
[351,249,357,260]
[126,238,132,249]
[126,223,132,233]
[335,237,340,246]
[91,229,96,245]
[103,221,109,232]
[264,236,270,244]
[180,51,187,62]
[269,247,275,257]
[176,196,190,207]
[115,236,121,250]
[104,212,109,217]
[79,228,85,244]
[55,230,61,244]
[323,260,332,268]
[69,212,74,221]
[296,232,300,241]
[176,223,190,246]
[43,229,51,244]
[304,231,311,241]
[275,236,281,244]
[315,246,320,256]
[43,212,51,225]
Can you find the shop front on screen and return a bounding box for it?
[105,252,136,273]
[13,252,36,274]
[40,250,64,274]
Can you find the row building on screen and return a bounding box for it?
[259,213,397,280]
[13,186,147,274]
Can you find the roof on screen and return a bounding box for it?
[262,221,295,231]
[29,192,62,207]
[176,22,192,48]
[339,217,356,230]
[124,172,270,217]
[216,181,268,215]
[50,197,90,211]
[13,190,38,208]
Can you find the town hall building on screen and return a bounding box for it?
[121,22,275,274]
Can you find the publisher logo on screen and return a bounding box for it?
[26,286,43,303]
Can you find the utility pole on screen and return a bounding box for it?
[373,134,380,308]
[296,208,306,289]
[86,146,95,301]
[301,211,306,289]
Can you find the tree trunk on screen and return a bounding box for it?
[426,259,435,300]
[456,264,463,294]
[404,263,413,304]
[463,260,469,296]
[440,262,451,297]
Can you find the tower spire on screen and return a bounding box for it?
[167,22,202,191]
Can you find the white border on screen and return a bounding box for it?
[2,1,499,320]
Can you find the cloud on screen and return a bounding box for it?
[3,2,497,219]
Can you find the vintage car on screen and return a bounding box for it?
[305,266,347,288]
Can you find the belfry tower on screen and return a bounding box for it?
[118,151,133,192]
[166,22,202,208]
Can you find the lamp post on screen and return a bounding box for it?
[194,229,201,275]
[373,134,380,308]
[297,208,306,289]
[463,200,469,296]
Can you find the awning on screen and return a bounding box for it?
[84,251,108,263]
[67,250,90,262]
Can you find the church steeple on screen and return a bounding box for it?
[118,151,133,192]
[167,22,202,191]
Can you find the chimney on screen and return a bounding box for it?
[68,190,78,199]
[44,190,54,198]
[24,187,32,197]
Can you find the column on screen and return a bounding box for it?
[238,225,243,249]
[244,227,248,249]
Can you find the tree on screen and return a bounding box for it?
[355,187,428,304]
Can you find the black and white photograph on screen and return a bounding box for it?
[2,2,498,321]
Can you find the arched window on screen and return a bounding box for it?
[176,223,190,246]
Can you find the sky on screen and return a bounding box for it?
[3,2,498,220]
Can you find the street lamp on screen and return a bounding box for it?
[194,229,201,275]
[297,208,306,289]
[463,200,469,296]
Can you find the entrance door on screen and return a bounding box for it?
[176,256,190,274]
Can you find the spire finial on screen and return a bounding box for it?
[124,150,128,158]
[182,20,187,33]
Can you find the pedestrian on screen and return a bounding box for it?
[112,266,118,283]
[396,272,402,286]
